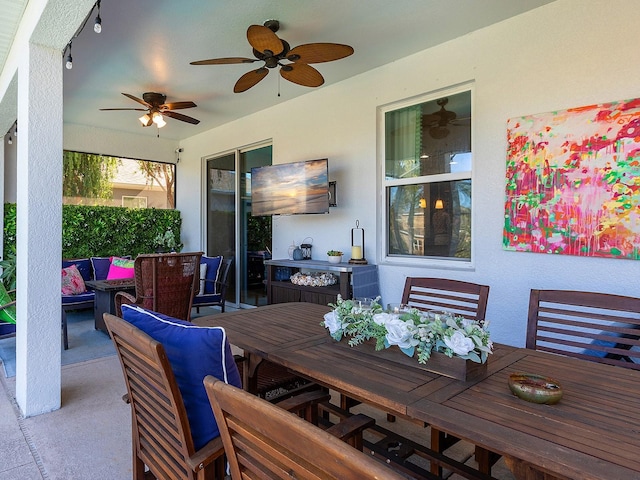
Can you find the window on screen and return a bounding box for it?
[382,88,472,263]
[63,151,176,209]
[122,196,148,208]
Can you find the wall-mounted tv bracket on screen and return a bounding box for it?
[329,181,337,207]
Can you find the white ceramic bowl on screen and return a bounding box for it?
[327,255,342,264]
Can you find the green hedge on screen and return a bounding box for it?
[3,203,182,259]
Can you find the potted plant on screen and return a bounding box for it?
[327,250,343,264]
[154,230,183,253]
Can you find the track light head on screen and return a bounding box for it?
[94,14,102,33]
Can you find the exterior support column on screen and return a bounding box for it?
[15,40,63,416]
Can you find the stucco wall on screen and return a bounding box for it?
[173,0,640,347]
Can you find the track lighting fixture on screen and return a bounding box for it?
[93,0,102,33]
[7,136,12,145]
[65,43,73,69]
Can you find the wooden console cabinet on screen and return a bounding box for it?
[265,259,377,305]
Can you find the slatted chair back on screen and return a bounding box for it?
[104,313,225,480]
[401,277,490,321]
[116,252,202,321]
[193,257,233,314]
[526,289,640,369]
[204,376,404,480]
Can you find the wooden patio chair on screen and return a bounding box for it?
[192,257,233,314]
[400,276,490,320]
[503,289,640,478]
[115,252,202,321]
[104,312,226,480]
[527,289,640,368]
[204,376,402,480]
[393,277,493,475]
[107,309,372,479]
[342,278,491,427]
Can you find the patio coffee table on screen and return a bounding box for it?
[85,279,135,333]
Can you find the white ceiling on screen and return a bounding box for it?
[3,0,555,141]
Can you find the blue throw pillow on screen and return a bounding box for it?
[90,257,112,281]
[201,256,223,295]
[91,256,131,281]
[121,304,242,450]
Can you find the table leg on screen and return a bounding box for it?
[504,455,566,480]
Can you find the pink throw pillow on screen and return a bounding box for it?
[61,264,87,295]
[106,257,135,280]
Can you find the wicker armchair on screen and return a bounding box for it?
[115,252,202,321]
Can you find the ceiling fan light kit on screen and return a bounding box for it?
[101,91,200,129]
[190,19,354,93]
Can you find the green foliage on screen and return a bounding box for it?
[0,251,16,291]
[3,203,16,257]
[63,151,119,200]
[3,203,182,261]
[247,215,271,251]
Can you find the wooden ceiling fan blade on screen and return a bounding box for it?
[163,111,200,125]
[99,108,146,111]
[247,25,284,55]
[121,93,151,108]
[422,113,440,124]
[234,68,269,93]
[280,63,324,87]
[190,57,256,65]
[161,101,197,110]
[287,43,354,64]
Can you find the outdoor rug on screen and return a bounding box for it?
[0,309,115,378]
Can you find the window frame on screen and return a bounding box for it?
[377,83,476,270]
[121,195,148,208]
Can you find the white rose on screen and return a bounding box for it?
[384,318,418,349]
[372,312,393,326]
[323,311,343,335]
[443,330,475,356]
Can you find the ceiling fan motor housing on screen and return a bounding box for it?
[142,92,167,106]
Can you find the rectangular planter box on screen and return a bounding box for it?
[338,337,487,382]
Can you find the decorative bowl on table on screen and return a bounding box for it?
[508,373,563,404]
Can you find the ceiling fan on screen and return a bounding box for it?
[422,97,468,139]
[99,92,200,128]
[190,20,354,93]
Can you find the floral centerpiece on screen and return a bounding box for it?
[322,296,493,366]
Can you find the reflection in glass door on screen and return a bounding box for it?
[206,153,236,304]
[206,145,271,308]
[240,147,272,306]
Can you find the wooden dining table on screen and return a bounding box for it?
[194,302,640,480]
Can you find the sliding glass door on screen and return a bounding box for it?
[205,144,272,307]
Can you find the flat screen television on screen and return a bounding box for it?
[251,158,329,216]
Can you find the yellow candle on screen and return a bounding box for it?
[351,246,362,260]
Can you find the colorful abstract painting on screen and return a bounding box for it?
[504,98,640,259]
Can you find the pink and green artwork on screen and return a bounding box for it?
[504,98,640,259]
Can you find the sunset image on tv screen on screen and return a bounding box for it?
[251,159,329,216]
